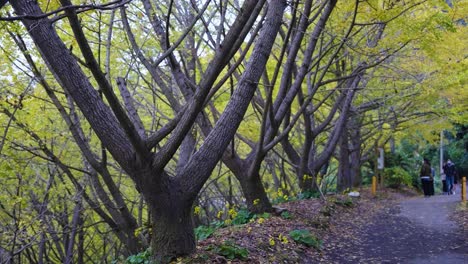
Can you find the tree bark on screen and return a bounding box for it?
[143,177,195,262]
[350,117,363,187]
[337,128,351,192]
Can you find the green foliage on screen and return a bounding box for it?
[211,220,225,229]
[255,212,271,220]
[272,195,290,204]
[214,241,249,260]
[195,208,272,242]
[231,209,252,225]
[280,211,292,219]
[333,198,354,207]
[383,166,413,189]
[125,249,151,264]
[194,225,216,241]
[289,229,322,249]
[229,209,270,226]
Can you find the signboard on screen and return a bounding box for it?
[377,148,384,170]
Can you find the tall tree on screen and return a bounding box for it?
[7,0,286,260]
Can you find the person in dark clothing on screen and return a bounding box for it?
[420,158,433,197]
[443,159,456,195]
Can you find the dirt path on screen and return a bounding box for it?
[316,192,468,263]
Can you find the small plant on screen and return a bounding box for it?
[289,229,322,249]
[320,204,335,216]
[334,197,354,207]
[125,249,151,264]
[231,209,252,225]
[272,188,291,203]
[194,225,216,241]
[254,212,271,219]
[211,220,225,229]
[280,211,292,219]
[214,241,249,260]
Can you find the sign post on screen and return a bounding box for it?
[372,176,377,196]
[377,148,384,186]
[462,177,466,202]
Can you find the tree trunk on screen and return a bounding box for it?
[350,119,362,187]
[240,172,272,213]
[223,154,272,213]
[141,175,196,262]
[12,0,286,260]
[337,129,351,192]
[150,204,195,262]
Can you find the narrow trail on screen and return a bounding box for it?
[318,191,468,264]
[398,194,467,264]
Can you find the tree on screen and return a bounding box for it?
[6,0,286,260]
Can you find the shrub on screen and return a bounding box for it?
[280,211,292,219]
[334,197,354,207]
[383,166,413,188]
[231,209,252,225]
[289,229,322,249]
[125,249,151,264]
[214,241,249,260]
[194,225,216,241]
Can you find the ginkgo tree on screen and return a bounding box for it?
[0,0,465,262]
[3,0,288,261]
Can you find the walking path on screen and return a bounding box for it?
[317,192,467,263]
[399,194,467,263]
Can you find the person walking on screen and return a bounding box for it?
[443,159,456,195]
[420,158,433,197]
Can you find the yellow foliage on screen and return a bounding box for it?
[269,238,275,246]
[193,206,201,216]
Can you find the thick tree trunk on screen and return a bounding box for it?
[240,172,272,213]
[224,155,272,213]
[140,175,196,262]
[150,204,195,262]
[350,120,362,187]
[12,0,286,261]
[337,129,351,192]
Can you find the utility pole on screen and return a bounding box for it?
[440,130,444,175]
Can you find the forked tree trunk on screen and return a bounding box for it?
[11,0,286,261]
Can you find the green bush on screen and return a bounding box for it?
[280,211,292,219]
[383,166,413,188]
[334,197,354,207]
[125,249,151,264]
[214,241,249,260]
[289,229,322,249]
[231,209,252,225]
[194,225,216,241]
[253,212,271,220]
